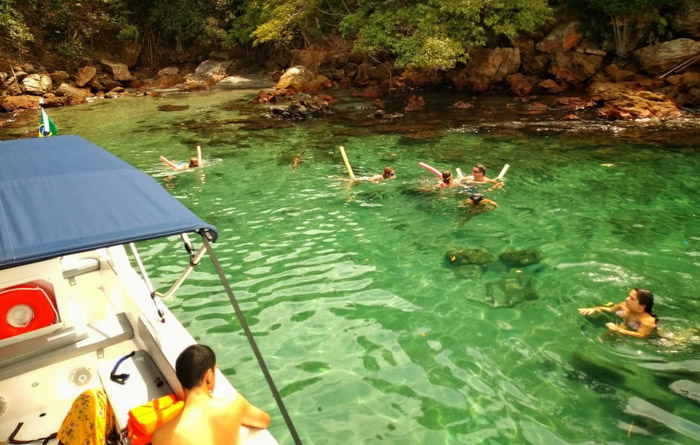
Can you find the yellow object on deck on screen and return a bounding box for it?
[57,388,115,445]
[339,145,355,179]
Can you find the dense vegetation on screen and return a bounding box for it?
[0,0,692,70]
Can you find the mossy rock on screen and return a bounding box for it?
[483,274,538,308]
[499,248,540,267]
[445,248,493,266]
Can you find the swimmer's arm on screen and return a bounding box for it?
[485,199,498,208]
[578,302,622,316]
[487,179,504,192]
[605,320,655,338]
[238,395,271,429]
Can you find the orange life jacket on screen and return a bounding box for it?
[127,394,184,445]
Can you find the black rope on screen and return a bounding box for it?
[202,236,302,445]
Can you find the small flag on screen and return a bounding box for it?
[39,104,58,137]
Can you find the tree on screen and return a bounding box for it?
[574,0,677,58]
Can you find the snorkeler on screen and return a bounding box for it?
[463,193,498,210]
[578,288,658,338]
[458,164,504,192]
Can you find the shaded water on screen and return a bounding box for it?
[3,89,700,444]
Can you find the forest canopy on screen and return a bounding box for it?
[0,0,694,70]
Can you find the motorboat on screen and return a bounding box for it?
[0,136,292,444]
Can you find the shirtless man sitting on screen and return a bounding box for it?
[152,344,270,445]
[457,164,503,192]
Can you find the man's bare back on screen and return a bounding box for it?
[152,345,270,445]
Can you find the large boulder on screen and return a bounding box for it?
[589,82,681,120]
[76,66,96,87]
[0,94,40,111]
[100,59,132,81]
[56,83,89,104]
[635,38,700,75]
[194,59,233,82]
[536,21,583,53]
[275,66,316,91]
[22,74,52,95]
[549,51,603,85]
[50,71,70,86]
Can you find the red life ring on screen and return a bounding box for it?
[0,285,57,340]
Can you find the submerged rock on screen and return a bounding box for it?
[499,248,541,267]
[483,274,538,308]
[445,248,493,266]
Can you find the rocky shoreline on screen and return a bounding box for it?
[2,17,700,124]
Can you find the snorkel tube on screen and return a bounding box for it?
[339,146,355,179]
[196,145,202,166]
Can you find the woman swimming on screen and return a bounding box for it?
[578,288,658,338]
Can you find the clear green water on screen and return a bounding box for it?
[3,90,700,444]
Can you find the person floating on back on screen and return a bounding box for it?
[578,288,658,338]
[458,164,504,192]
[152,344,270,445]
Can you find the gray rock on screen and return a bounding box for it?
[22,74,52,95]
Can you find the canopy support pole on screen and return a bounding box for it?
[129,243,165,322]
[155,236,207,299]
[201,235,302,445]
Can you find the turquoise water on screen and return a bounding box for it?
[3,90,700,444]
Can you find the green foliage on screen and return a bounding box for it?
[117,25,139,43]
[0,0,33,52]
[341,0,552,69]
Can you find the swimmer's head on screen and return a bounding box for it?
[473,164,485,175]
[383,166,395,178]
[634,288,657,321]
[470,193,484,204]
[442,170,452,183]
[189,157,199,168]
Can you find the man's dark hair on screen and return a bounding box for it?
[176,344,216,390]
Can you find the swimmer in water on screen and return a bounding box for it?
[458,164,503,192]
[463,193,498,210]
[350,166,396,183]
[441,170,454,188]
[578,288,658,338]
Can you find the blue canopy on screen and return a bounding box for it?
[0,135,217,269]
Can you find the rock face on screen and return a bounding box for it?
[76,66,96,87]
[0,95,40,112]
[195,59,233,81]
[56,83,89,104]
[22,74,52,95]
[549,51,603,84]
[589,82,681,120]
[635,38,700,75]
[536,21,584,53]
[450,47,521,91]
[100,59,132,81]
